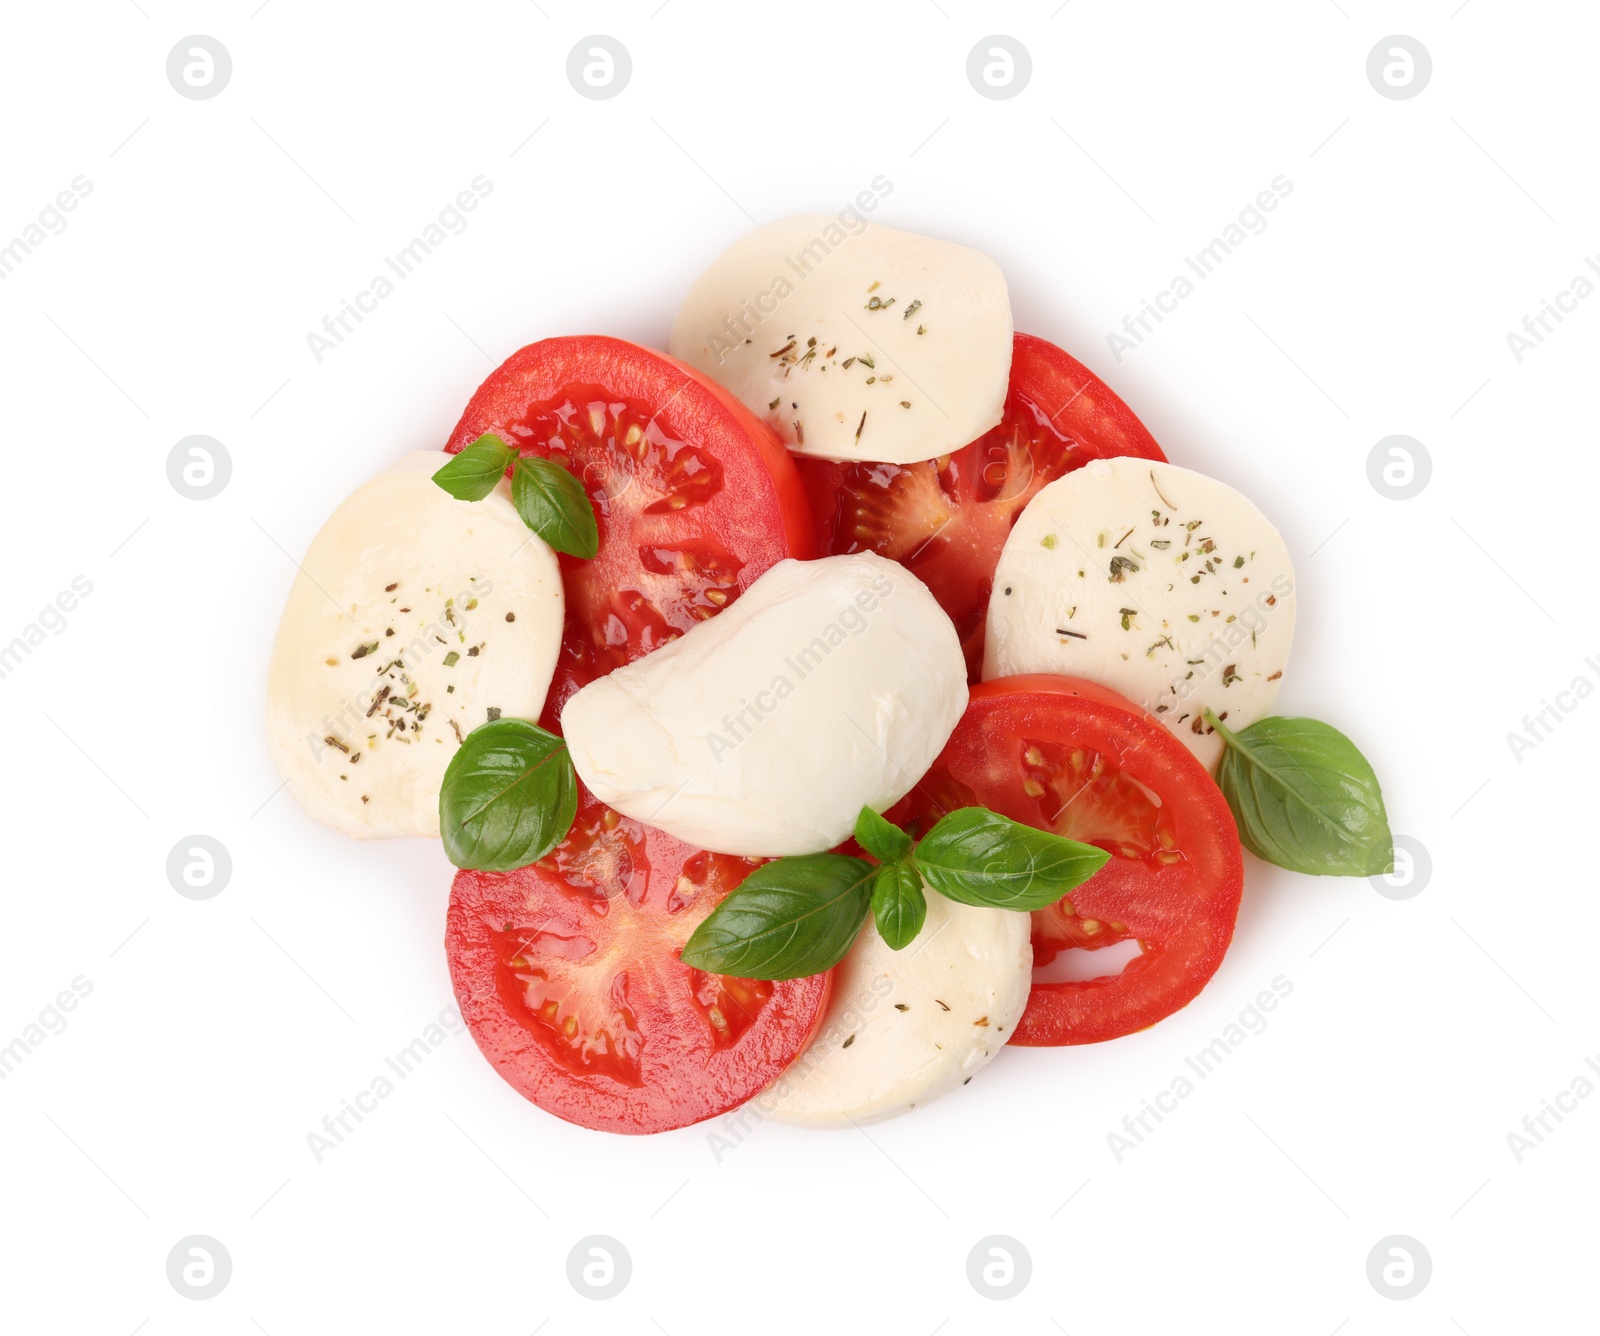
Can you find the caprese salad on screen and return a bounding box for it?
[267,214,1393,1135]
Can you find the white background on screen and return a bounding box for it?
[1,2,1594,1332]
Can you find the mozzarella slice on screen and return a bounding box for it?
[266,451,563,838]
[983,458,1295,770]
[561,553,966,857]
[762,889,1031,1126]
[668,214,1012,465]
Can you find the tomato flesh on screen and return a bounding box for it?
[447,798,832,1133]
[446,336,815,729]
[905,675,1242,1045]
[798,333,1165,679]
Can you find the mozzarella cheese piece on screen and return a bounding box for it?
[762,889,1031,1126]
[266,451,563,839]
[668,214,1012,465]
[561,553,966,857]
[983,458,1296,770]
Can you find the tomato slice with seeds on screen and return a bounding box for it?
[446,796,833,1134]
[797,333,1165,679]
[902,675,1242,1046]
[446,336,815,729]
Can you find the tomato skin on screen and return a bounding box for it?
[445,336,816,727]
[798,334,1165,679]
[446,798,833,1135]
[1004,333,1167,465]
[907,675,1243,1046]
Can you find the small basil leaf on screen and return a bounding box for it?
[438,718,577,871]
[511,456,599,559]
[854,805,912,864]
[433,434,512,502]
[680,854,873,981]
[1207,711,1393,877]
[913,806,1111,911]
[870,861,926,951]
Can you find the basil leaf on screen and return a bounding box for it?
[913,806,1110,911]
[680,854,873,981]
[854,805,912,863]
[1207,711,1393,877]
[511,456,599,559]
[438,718,577,872]
[433,434,512,501]
[870,861,926,951]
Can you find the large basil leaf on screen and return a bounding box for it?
[870,860,927,951]
[1208,711,1393,876]
[511,455,599,559]
[438,718,577,871]
[913,806,1110,911]
[432,434,512,501]
[680,854,874,981]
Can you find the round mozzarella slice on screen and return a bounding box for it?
[668,214,1012,465]
[560,552,967,857]
[762,890,1031,1126]
[266,451,563,839]
[982,457,1295,770]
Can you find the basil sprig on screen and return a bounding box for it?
[433,433,599,560]
[680,804,1109,980]
[438,718,578,872]
[1205,710,1393,877]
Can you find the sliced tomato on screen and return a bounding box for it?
[901,675,1242,1045]
[446,795,833,1134]
[446,336,815,729]
[797,333,1165,679]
